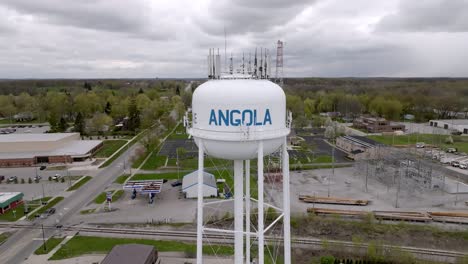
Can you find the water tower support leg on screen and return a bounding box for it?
[258,141,264,264]
[283,139,291,264]
[234,160,244,264]
[196,140,204,264]
[245,160,251,264]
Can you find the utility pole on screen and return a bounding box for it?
[42,183,45,204]
[41,224,47,251]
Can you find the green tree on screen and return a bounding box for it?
[88,113,113,134]
[127,98,140,132]
[58,117,68,132]
[104,101,112,115]
[74,112,85,134]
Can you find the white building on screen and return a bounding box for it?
[182,170,218,198]
[429,119,468,134]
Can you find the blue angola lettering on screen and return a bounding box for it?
[209,109,272,126]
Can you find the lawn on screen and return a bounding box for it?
[368,134,468,153]
[93,192,108,204]
[49,235,233,260]
[0,203,39,222]
[130,172,182,181]
[34,237,66,255]
[141,153,167,170]
[94,140,128,158]
[167,123,188,140]
[131,151,150,169]
[312,155,333,163]
[27,196,64,220]
[66,176,92,191]
[99,129,149,168]
[0,232,11,244]
[114,174,130,184]
[112,190,125,202]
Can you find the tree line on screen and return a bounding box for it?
[284,78,468,126]
[0,80,188,135]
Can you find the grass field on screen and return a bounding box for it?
[0,203,40,222]
[112,190,125,202]
[94,140,127,158]
[0,232,11,244]
[99,130,148,168]
[131,151,150,169]
[130,172,182,181]
[368,134,468,153]
[114,174,130,184]
[141,153,167,170]
[49,235,233,260]
[66,176,92,191]
[34,237,66,255]
[93,192,108,204]
[167,123,188,140]
[27,196,64,220]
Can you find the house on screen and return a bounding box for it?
[182,170,218,198]
[0,192,24,215]
[353,116,405,133]
[101,244,158,264]
[429,119,468,135]
[336,135,382,160]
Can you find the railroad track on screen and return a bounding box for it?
[0,223,465,259]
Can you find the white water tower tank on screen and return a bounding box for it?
[190,78,290,160]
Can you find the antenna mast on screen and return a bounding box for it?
[275,40,284,85]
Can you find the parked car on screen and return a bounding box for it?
[452,161,460,167]
[416,142,425,148]
[460,163,468,169]
[171,180,182,187]
[52,174,62,181]
[39,165,47,170]
[7,176,17,183]
[447,148,457,153]
[33,176,42,182]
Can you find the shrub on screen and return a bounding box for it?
[14,178,18,184]
[21,178,25,184]
[48,176,52,181]
[61,177,65,183]
[321,256,335,264]
[28,178,32,184]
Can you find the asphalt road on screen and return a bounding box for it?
[0,141,139,264]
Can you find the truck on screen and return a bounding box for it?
[451,156,467,167]
[458,158,468,170]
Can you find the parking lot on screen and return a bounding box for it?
[159,139,198,158]
[0,167,86,200]
[301,135,349,163]
[0,124,50,134]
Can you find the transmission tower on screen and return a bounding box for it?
[275,40,284,86]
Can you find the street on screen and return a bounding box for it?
[0,141,139,264]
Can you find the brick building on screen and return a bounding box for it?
[0,133,102,168]
[353,116,405,133]
[0,192,24,215]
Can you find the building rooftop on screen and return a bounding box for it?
[0,192,23,208]
[101,244,155,264]
[0,133,78,143]
[345,136,382,147]
[182,170,217,190]
[0,140,102,159]
[431,119,468,125]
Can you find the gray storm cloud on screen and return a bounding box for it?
[0,0,467,78]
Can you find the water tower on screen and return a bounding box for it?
[185,48,292,264]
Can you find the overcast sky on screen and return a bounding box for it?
[1,0,467,78]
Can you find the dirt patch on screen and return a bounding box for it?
[292,214,468,252]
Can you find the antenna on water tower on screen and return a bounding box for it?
[275,40,284,85]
